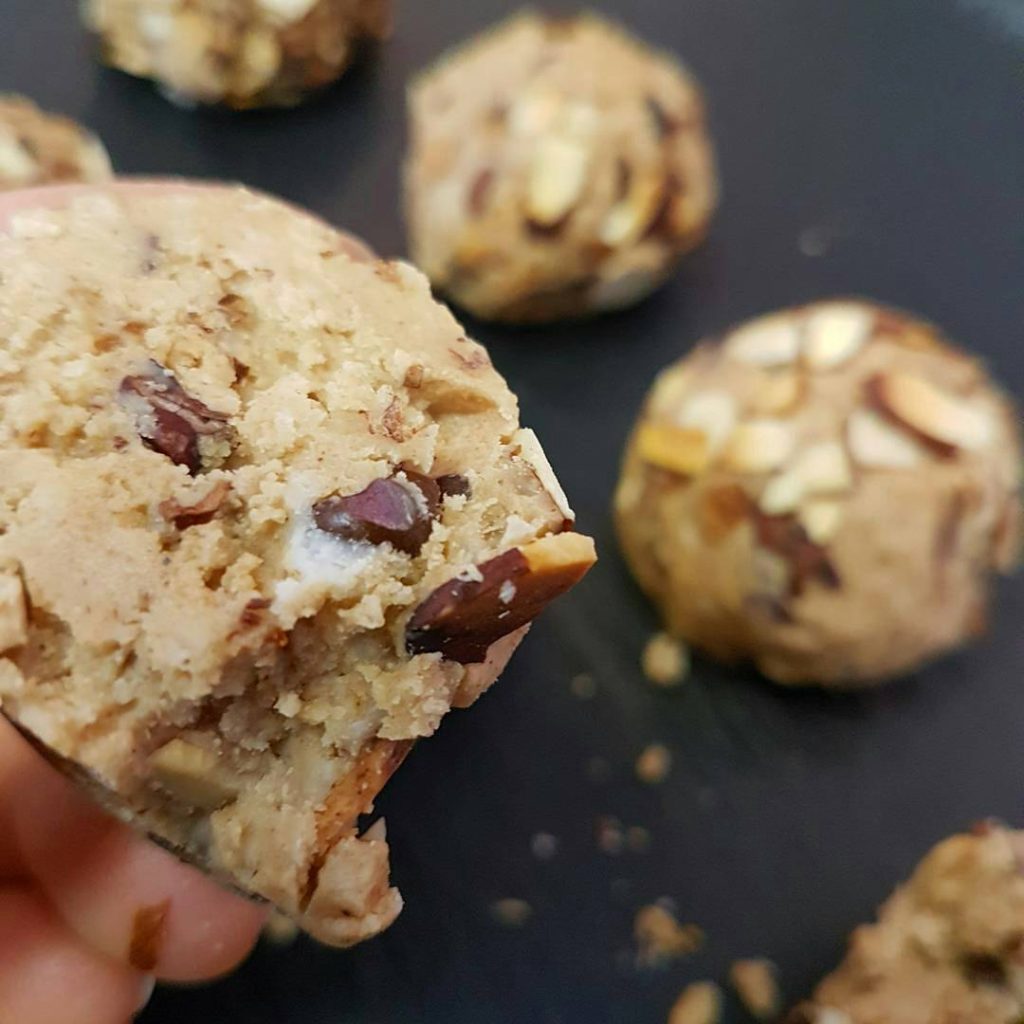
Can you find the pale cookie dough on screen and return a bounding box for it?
[615,300,1020,686]
[787,824,1024,1024]
[0,187,595,946]
[0,95,112,191]
[404,11,718,322]
[84,0,391,108]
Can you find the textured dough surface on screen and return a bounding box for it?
[787,824,1024,1024]
[615,299,1020,685]
[84,0,391,108]
[0,187,594,945]
[405,11,718,322]
[0,95,112,191]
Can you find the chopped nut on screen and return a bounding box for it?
[637,422,711,476]
[729,958,780,1019]
[0,571,28,652]
[724,419,797,474]
[118,361,233,475]
[436,473,471,498]
[799,499,844,544]
[513,428,574,525]
[675,391,738,456]
[313,470,441,556]
[728,314,801,367]
[600,172,666,247]
[490,898,533,927]
[158,479,231,530]
[509,88,562,135]
[635,903,704,967]
[642,632,690,687]
[698,484,751,542]
[635,743,672,784]
[262,911,300,945]
[751,370,803,415]
[406,533,596,663]
[793,441,853,494]
[668,981,721,1024]
[847,408,924,468]
[759,470,804,515]
[589,267,661,312]
[803,303,873,369]
[866,372,994,453]
[525,135,589,228]
[148,738,238,811]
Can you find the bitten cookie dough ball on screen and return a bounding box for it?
[0,187,595,945]
[404,12,718,323]
[787,824,1024,1024]
[84,0,391,108]
[616,300,1020,686]
[0,95,112,190]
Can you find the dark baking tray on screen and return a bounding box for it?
[4,0,1022,1020]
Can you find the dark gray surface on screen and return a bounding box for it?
[4,0,1023,1021]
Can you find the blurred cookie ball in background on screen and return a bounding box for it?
[0,95,112,190]
[404,12,718,323]
[84,0,392,108]
[615,300,1021,686]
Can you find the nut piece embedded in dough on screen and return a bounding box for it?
[406,533,596,663]
[404,12,718,322]
[148,738,239,811]
[616,298,1021,686]
[0,571,28,652]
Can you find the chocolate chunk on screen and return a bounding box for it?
[406,533,596,663]
[437,473,472,499]
[119,361,233,475]
[313,472,441,556]
[753,511,841,597]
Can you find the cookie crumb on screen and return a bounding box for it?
[642,632,690,687]
[491,898,533,927]
[262,911,300,945]
[729,958,780,1019]
[596,815,625,855]
[635,743,672,784]
[570,672,597,699]
[635,902,704,967]
[531,832,560,860]
[668,981,721,1024]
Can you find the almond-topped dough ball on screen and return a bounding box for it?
[786,824,1024,1024]
[84,0,391,108]
[615,300,1020,686]
[0,186,595,946]
[404,12,718,323]
[0,95,112,190]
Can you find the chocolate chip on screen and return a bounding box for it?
[313,472,440,556]
[437,473,472,499]
[753,511,841,597]
[158,480,231,530]
[119,361,233,475]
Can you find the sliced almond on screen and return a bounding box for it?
[750,370,803,415]
[847,408,924,468]
[599,173,666,247]
[792,441,853,494]
[727,314,801,368]
[148,738,238,811]
[509,88,562,135]
[799,498,844,543]
[868,372,994,452]
[637,422,711,476]
[675,390,738,455]
[512,428,574,524]
[724,419,796,473]
[759,470,804,515]
[525,136,589,227]
[803,303,873,369]
[588,267,660,312]
[0,571,27,652]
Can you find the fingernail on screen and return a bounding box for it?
[135,974,156,1015]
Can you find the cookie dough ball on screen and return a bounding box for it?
[0,95,112,190]
[615,300,1020,686]
[404,12,718,323]
[787,824,1024,1024]
[84,0,391,108]
[0,186,594,945]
